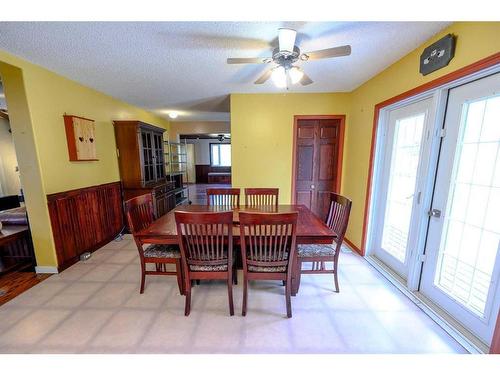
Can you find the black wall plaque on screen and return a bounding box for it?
[419,34,456,76]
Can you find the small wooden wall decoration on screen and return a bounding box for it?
[63,115,98,161]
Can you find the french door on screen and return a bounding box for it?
[420,73,500,344]
[372,98,435,279]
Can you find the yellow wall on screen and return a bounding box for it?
[344,22,500,249]
[231,93,350,203]
[0,50,169,268]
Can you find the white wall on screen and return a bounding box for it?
[187,138,231,165]
[0,117,21,196]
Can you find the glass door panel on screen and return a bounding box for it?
[381,114,425,262]
[141,130,154,184]
[373,98,433,278]
[420,72,500,344]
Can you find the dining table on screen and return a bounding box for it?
[135,204,337,295]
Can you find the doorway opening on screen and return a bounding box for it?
[179,133,231,205]
[0,77,47,306]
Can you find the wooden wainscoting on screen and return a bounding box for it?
[47,181,123,271]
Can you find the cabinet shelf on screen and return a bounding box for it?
[175,196,188,205]
[172,187,188,194]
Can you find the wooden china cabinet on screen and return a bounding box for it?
[113,121,175,217]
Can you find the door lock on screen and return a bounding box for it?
[428,208,441,218]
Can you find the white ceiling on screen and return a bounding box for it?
[0,22,450,121]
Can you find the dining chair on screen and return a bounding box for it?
[244,188,279,208]
[239,211,298,318]
[206,188,240,208]
[124,194,184,295]
[295,192,352,293]
[175,210,236,316]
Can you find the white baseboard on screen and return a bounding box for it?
[35,266,59,274]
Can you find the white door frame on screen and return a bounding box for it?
[366,63,500,292]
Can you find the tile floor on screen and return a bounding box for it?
[0,235,467,353]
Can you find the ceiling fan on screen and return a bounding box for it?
[227,28,351,88]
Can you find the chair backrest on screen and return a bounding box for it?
[206,188,240,208]
[244,188,279,208]
[239,211,298,272]
[124,193,155,235]
[175,210,234,271]
[325,193,352,252]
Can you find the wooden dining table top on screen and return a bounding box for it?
[136,204,337,245]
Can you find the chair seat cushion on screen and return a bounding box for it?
[190,264,229,272]
[248,265,286,273]
[144,244,181,259]
[297,244,337,258]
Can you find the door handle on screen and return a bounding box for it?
[428,209,441,218]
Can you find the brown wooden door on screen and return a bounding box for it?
[293,117,342,220]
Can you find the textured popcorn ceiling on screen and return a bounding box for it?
[0,22,450,121]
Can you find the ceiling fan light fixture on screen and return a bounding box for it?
[271,66,287,88]
[289,66,304,84]
[278,28,297,53]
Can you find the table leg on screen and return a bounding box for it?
[291,257,301,296]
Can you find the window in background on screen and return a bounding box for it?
[211,143,231,166]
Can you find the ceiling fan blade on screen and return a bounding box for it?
[278,28,297,52]
[254,69,273,84]
[303,45,351,61]
[300,72,313,86]
[227,57,270,64]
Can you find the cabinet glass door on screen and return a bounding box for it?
[153,133,165,180]
[141,130,154,184]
